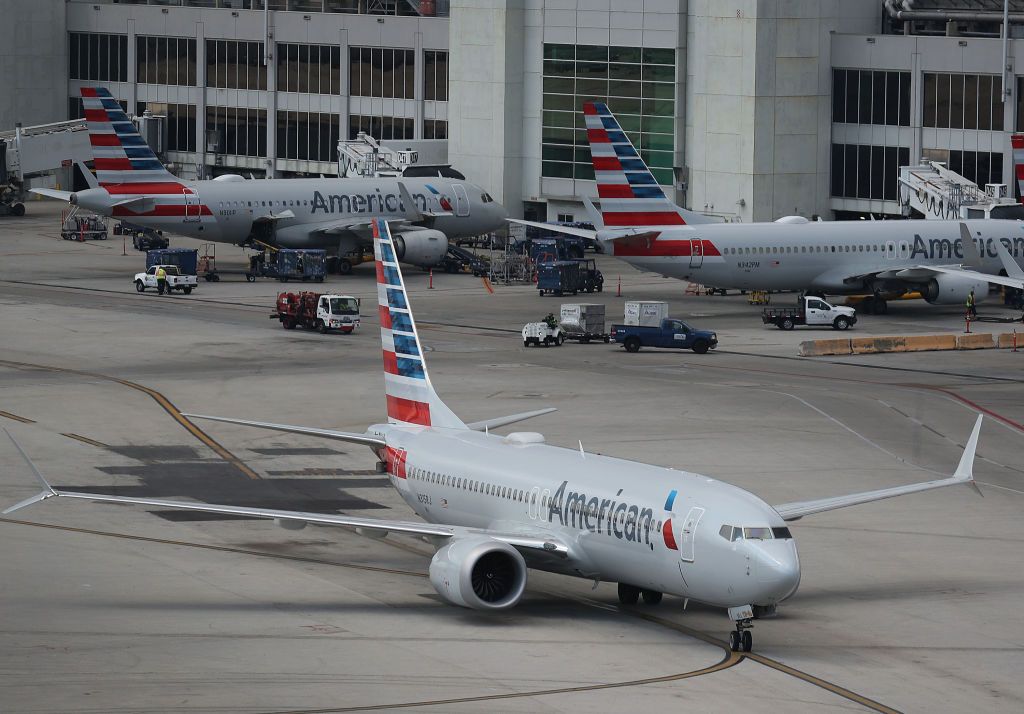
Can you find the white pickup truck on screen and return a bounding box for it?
[134,265,198,295]
[762,295,857,331]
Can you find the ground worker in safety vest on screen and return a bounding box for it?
[966,288,977,319]
[156,266,167,295]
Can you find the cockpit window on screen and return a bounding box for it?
[743,527,773,540]
[772,527,792,539]
[719,525,743,541]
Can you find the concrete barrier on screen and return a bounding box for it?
[851,336,903,354]
[997,332,1021,349]
[956,333,995,350]
[902,334,957,352]
[798,339,851,356]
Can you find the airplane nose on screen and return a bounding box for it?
[756,546,801,602]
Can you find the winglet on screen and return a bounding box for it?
[994,239,1024,281]
[2,428,58,515]
[958,223,983,268]
[954,415,984,496]
[396,182,425,223]
[581,195,605,230]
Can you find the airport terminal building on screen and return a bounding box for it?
[5,0,1024,223]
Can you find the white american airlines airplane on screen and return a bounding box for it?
[513,102,1024,314]
[4,217,985,653]
[32,88,507,271]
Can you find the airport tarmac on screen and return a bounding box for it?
[1,202,1023,713]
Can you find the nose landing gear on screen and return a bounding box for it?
[727,605,755,652]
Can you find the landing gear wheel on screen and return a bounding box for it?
[11,203,25,217]
[729,631,740,652]
[640,589,663,605]
[741,630,752,652]
[617,583,640,605]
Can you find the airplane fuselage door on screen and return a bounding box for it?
[452,184,470,217]
[183,187,199,223]
[689,238,704,268]
[678,506,705,563]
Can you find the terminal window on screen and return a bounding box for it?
[137,102,197,153]
[922,73,1003,130]
[69,33,128,83]
[137,37,197,87]
[206,40,267,90]
[276,43,342,94]
[349,47,415,99]
[423,119,447,140]
[832,69,910,126]
[541,44,676,185]
[830,143,909,201]
[349,114,413,141]
[276,110,341,162]
[424,50,448,101]
[206,106,268,157]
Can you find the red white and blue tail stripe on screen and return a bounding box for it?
[1012,134,1024,202]
[373,218,466,430]
[583,101,686,227]
[82,87,178,188]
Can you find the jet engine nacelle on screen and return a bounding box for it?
[428,536,527,610]
[923,273,989,305]
[392,229,449,268]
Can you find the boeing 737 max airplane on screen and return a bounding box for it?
[5,218,986,653]
[31,88,507,271]
[512,102,1024,313]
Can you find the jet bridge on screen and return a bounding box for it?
[0,119,91,216]
[898,152,1024,221]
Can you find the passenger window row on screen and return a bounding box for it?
[408,466,531,503]
[724,245,884,255]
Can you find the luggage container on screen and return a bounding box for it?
[560,303,610,343]
[624,301,669,327]
[146,248,198,276]
[275,249,326,282]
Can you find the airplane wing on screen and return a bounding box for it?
[310,216,410,236]
[773,415,982,522]
[1,428,571,558]
[465,408,557,432]
[182,413,385,448]
[927,265,1024,290]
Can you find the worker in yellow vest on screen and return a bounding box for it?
[156,266,167,295]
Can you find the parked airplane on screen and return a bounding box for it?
[32,88,506,272]
[512,102,1024,314]
[4,217,986,652]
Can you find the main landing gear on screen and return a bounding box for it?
[617,583,663,605]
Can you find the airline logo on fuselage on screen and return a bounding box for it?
[911,234,1024,260]
[310,187,448,216]
[548,480,656,550]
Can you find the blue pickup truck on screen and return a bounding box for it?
[611,319,719,354]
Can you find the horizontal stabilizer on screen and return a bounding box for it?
[182,413,385,448]
[466,408,557,432]
[1,428,57,515]
[30,188,73,202]
[506,218,598,239]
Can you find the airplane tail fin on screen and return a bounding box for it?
[583,102,711,227]
[1012,134,1024,202]
[372,218,467,430]
[81,87,178,187]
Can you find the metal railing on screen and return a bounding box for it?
[69,0,449,16]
